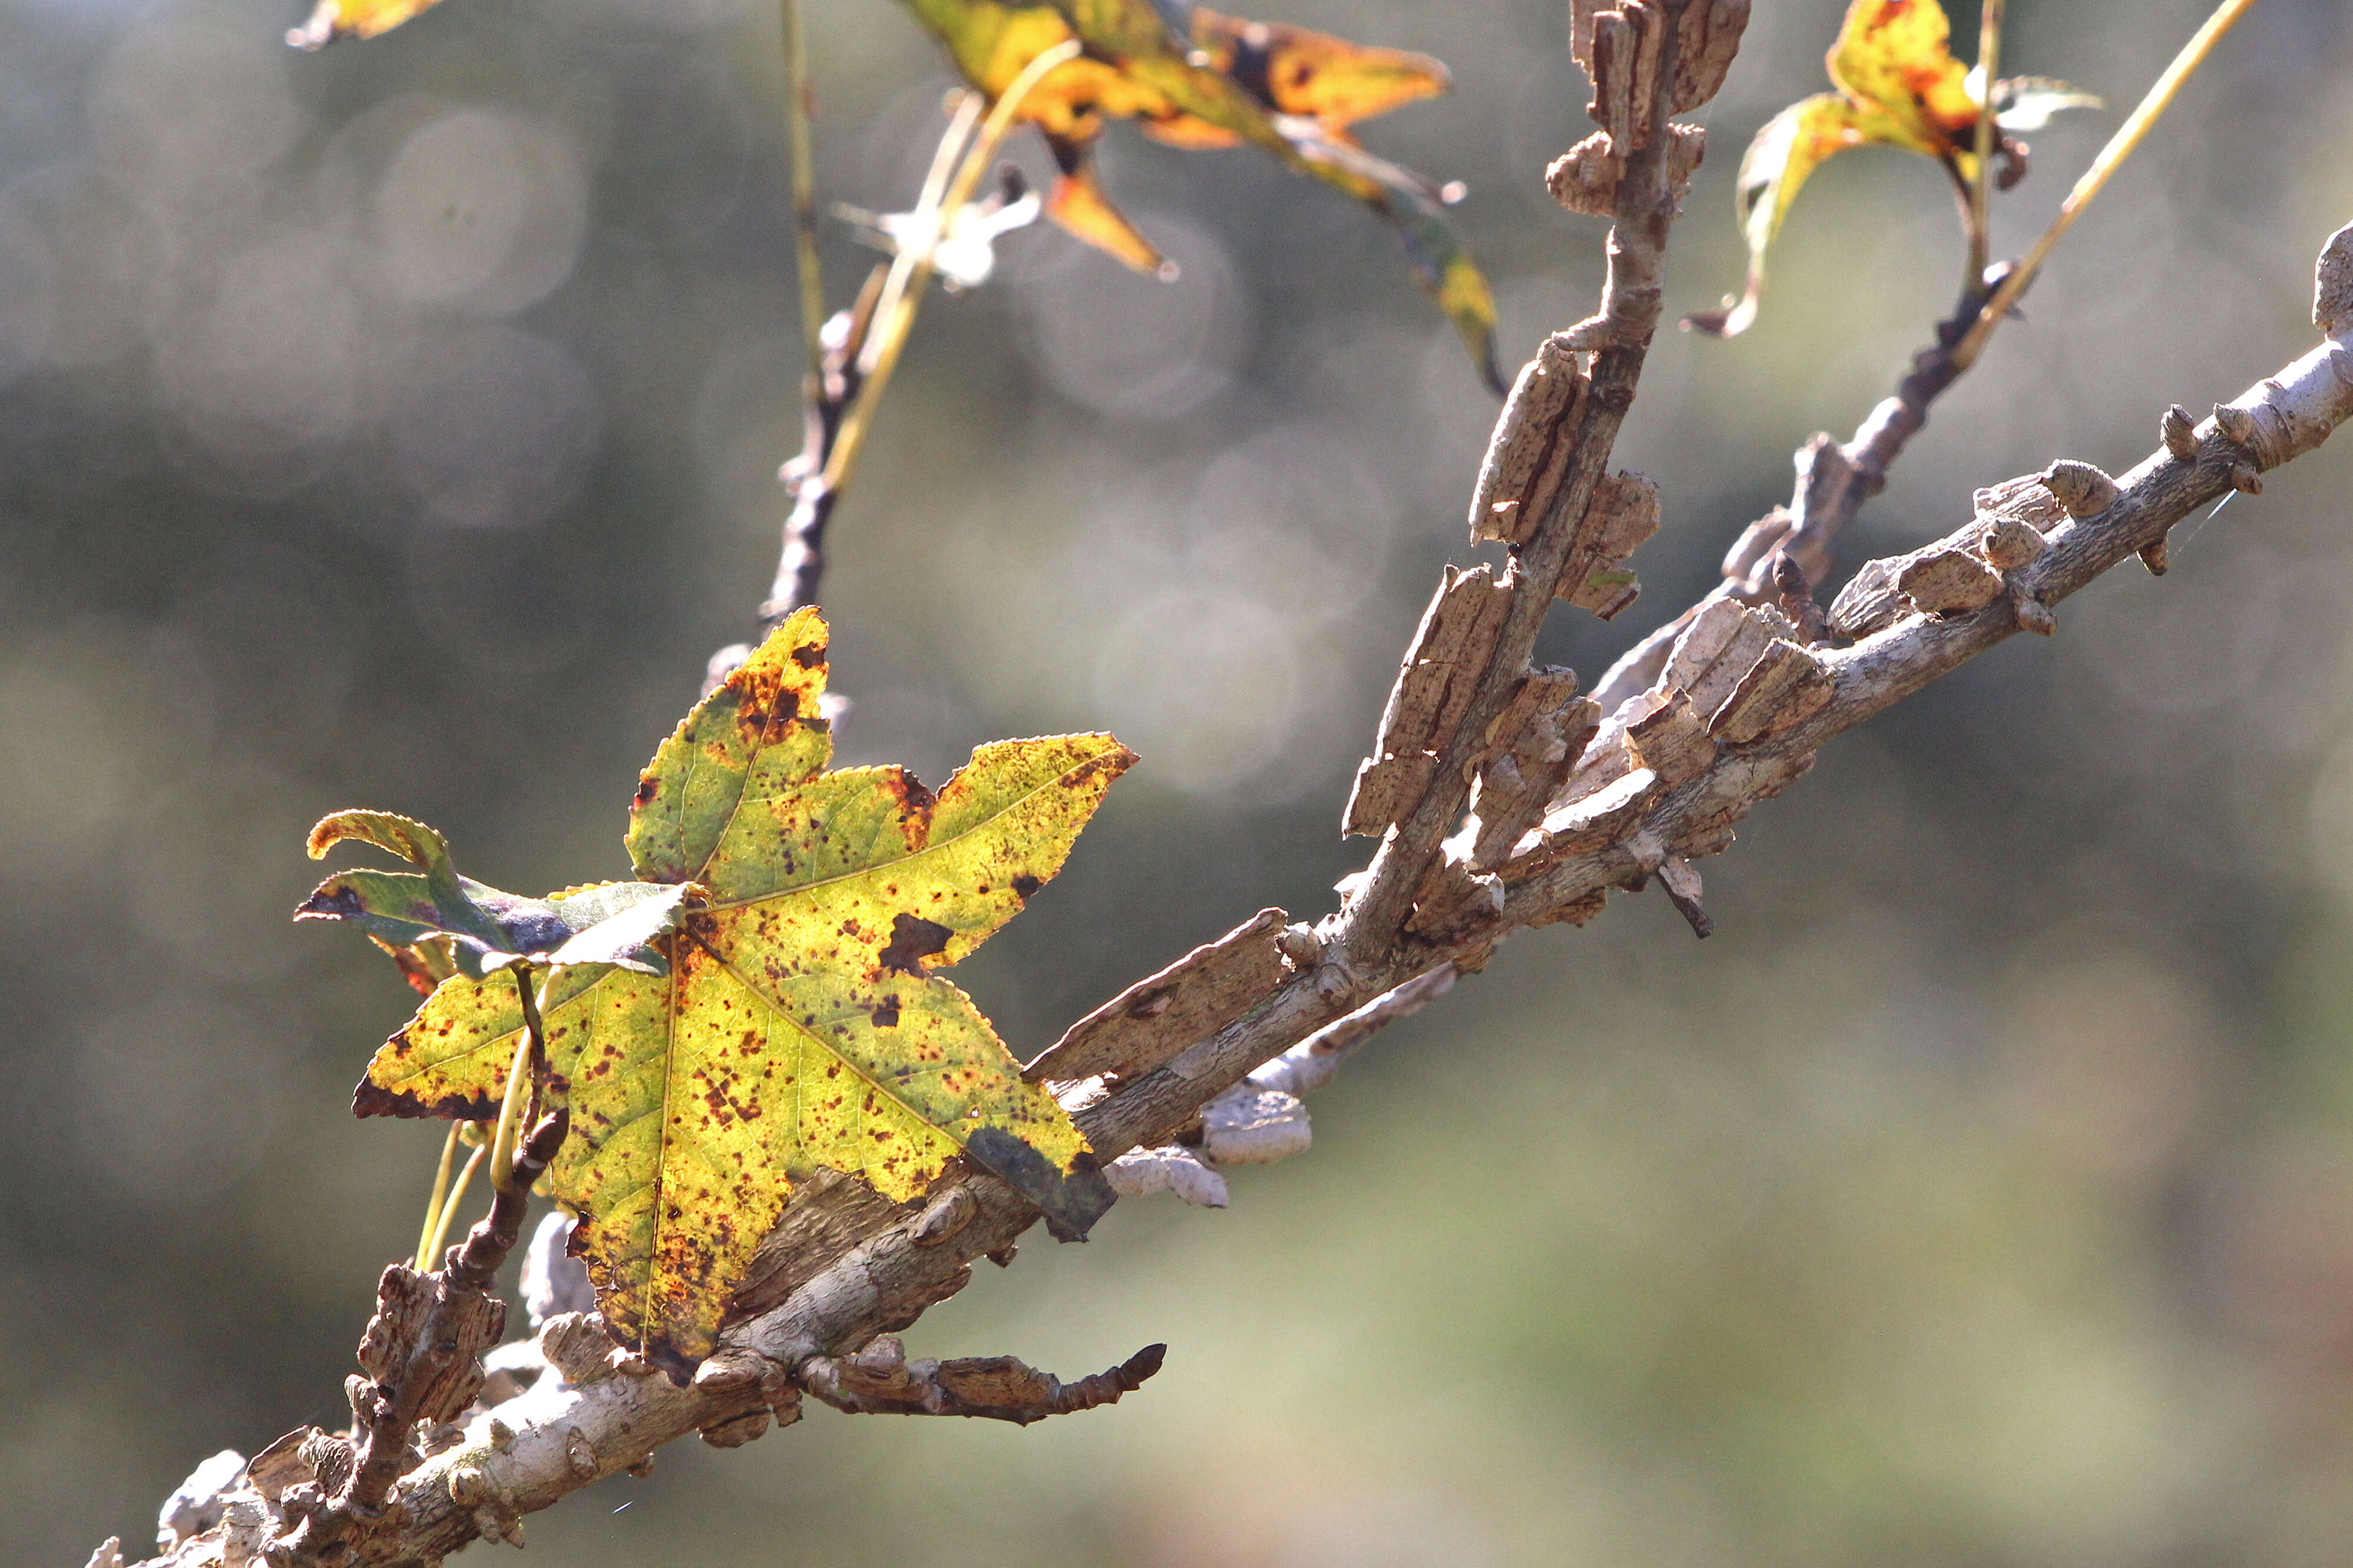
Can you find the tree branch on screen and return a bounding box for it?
[802,1335,1164,1424]
[125,29,2353,1568]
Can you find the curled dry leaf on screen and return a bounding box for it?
[1685,0,2098,337]
[298,813,694,980]
[312,611,1131,1377]
[897,0,1501,388]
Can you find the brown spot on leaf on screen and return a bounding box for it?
[1012,874,1041,900]
[871,999,901,1029]
[352,1078,500,1122]
[878,914,953,976]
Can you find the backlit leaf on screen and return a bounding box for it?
[1824,0,1981,160]
[328,610,1131,1375]
[1687,0,2096,337]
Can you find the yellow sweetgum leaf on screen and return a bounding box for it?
[343,609,1133,1376]
[1687,0,2097,337]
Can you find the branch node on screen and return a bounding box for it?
[537,1310,621,1387]
[1201,1085,1312,1165]
[2010,583,2057,635]
[909,1184,978,1247]
[1769,551,1832,645]
[2038,460,2121,519]
[2162,403,2200,460]
[1104,1146,1231,1207]
[698,1409,774,1449]
[1656,856,1712,937]
[2316,220,2353,337]
[1277,922,1325,968]
[802,1340,1167,1424]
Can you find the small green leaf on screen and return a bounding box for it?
[299,818,689,977]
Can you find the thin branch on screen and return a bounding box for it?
[757,262,886,635]
[1966,0,2004,291]
[737,42,1075,654]
[1952,0,2260,370]
[782,0,825,382]
[821,39,1080,499]
[1594,0,2251,714]
[1623,0,2252,713]
[1338,0,1699,949]
[258,1110,568,1564]
[801,1335,1166,1425]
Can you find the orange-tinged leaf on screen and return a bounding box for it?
[1826,0,1981,157]
[896,0,1500,389]
[1044,144,1174,274]
[285,0,442,48]
[1187,8,1449,133]
[339,610,1133,1376]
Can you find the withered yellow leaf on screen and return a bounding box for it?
[327,610,1131,1376]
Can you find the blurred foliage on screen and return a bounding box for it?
[1,1,2352,1565]
[896,0,1503,384]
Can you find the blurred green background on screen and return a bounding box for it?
[4,0,2353,1563]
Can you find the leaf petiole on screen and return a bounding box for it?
[420,1136,488,1270]
[1965,0,2004,296]
[820,38,1082,499]
[489,965,549,1194]
[413,1119,462,1271]
[1954,0,2259,369]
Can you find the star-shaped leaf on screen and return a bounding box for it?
[1687,0,2098,337]
[312,609,1133,1375]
